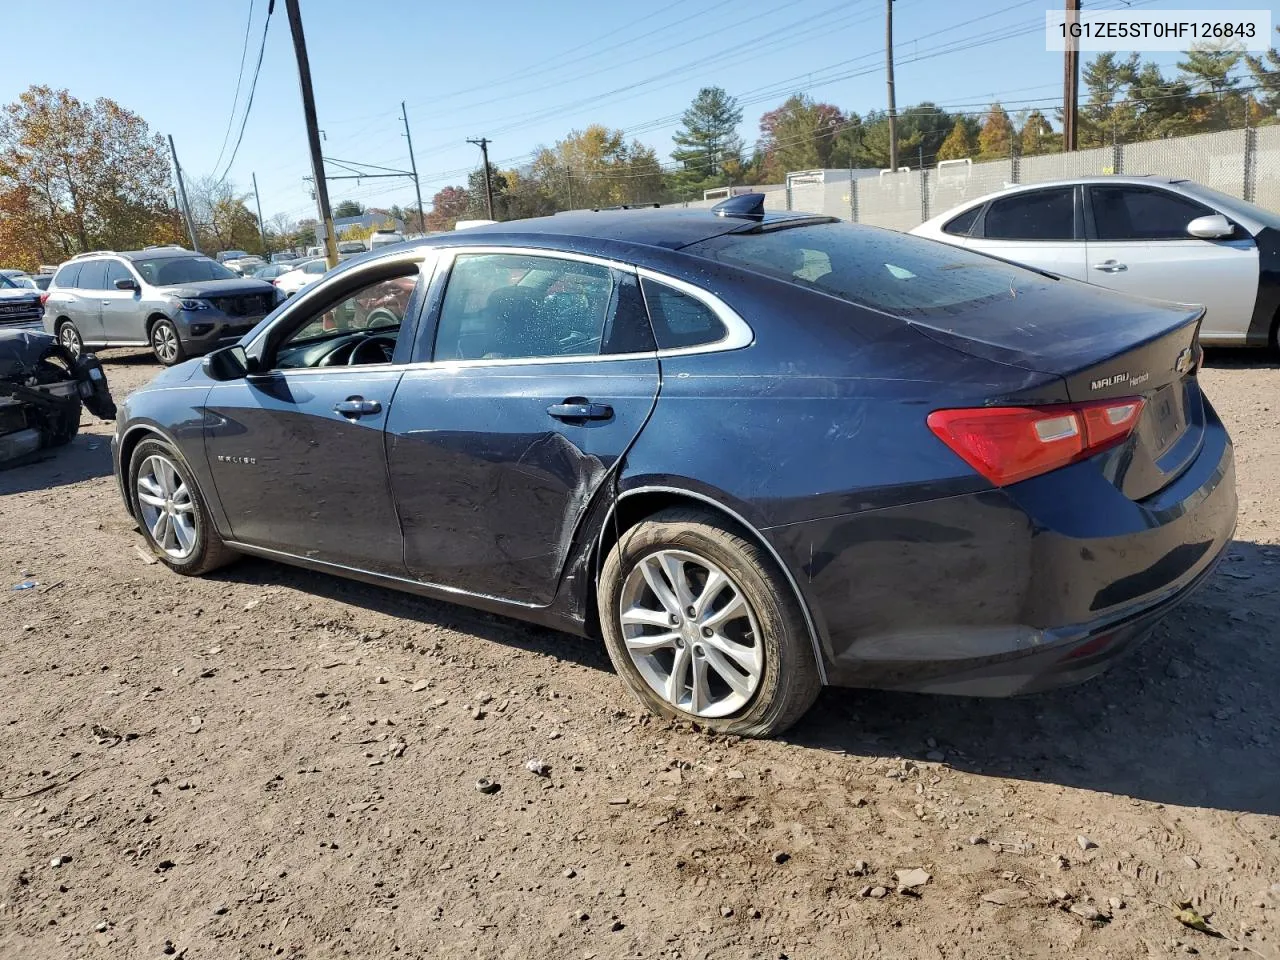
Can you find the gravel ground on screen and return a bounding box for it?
[1,350,1278,960]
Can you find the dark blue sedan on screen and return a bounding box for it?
[111,195,1236,737]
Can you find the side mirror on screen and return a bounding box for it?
[114,277,139,291]
[1187,214,1233,240]
[203,344,250,381]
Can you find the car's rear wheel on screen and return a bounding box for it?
[57,321,83,359]
[150,319,186,366]
[598,507,821,738]
[129,437,236,575]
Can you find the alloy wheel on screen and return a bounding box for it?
[617,549,763,718]
[136,454,198,559]
[59,323,82,358]
[152,323,179,364]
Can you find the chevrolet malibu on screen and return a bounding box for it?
[111,196,1236,737]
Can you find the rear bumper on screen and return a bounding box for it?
[764,402,1237,696]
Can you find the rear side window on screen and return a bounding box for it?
[943,206,981,236]
[983,188,1075,240]
[52,262,81,288]
[1090,186,1214,241]
[76,259,108,291]
[640,279,727,350]
[688,221,1050,319]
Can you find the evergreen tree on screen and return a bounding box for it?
[1244,27,1280,114]
[670,87,744,194]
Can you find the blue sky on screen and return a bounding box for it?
[2,0,1234,225]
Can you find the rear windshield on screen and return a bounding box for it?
[134,256,236,286]
[688,222,1050,319]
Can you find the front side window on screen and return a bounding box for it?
[104,260,134,288]
[433,253,616,361]
[640,279,727,349]
[983,187,1076,241]
[274,272,420,370]
[1090,186,1215,241]
[76,259,108,290]
[133,256,236,286]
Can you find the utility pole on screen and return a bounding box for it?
[885,0,898,171]
[401,102,426,233]
[251,172,269,253]
[167,135,200,254]
[284,0,338,268]
[1063,0,1081,151]
[467,137,495,220]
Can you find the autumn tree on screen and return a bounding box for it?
[426,185,469,231]
[0,85,180,269]
[977,103,1015,160]
[757,95,846,181]
[1017,110,1058,156]
[529,125,666,210]
[670,86,744,196]
[936,118,976,161]
[186,176,262,254]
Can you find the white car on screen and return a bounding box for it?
[368,229,404,251]
[272,257,329,297]
[911,176,1280,350]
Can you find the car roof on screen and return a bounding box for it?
[118,248,204,261]
[420,207,828,252]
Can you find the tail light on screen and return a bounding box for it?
[39,293,49,305]
[927,398,1145,487]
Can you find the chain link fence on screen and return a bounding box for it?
[668,122,1279,228]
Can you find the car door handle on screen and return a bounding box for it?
[333,397,382,418]
[547,400,613,421]
[1093,260,1127,273]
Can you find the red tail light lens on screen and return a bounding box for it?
[927,398,1145,486]
[39,293,49,305]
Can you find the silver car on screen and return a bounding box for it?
[912,176,1280,350]
[43,249,280,365]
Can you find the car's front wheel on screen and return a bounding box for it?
[129,437,236,575]
[598,507,821,738]
[150,319,186,366]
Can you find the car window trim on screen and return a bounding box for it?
[1084,184,1220,243]
[409,245,753,367]
[244,248,437,373]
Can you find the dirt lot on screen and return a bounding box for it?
[1,351,1278,960]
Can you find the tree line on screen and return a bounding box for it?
[1,36,1277,268]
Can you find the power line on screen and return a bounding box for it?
[213,0,275,184]
[211,0,255,177]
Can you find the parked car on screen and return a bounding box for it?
[110,196,1235,737]
[912,175,1280,350]
[337,240,368,259]
[250,263,291,281]
[0,272,45,331]
[43,249,279,365]
[368,229,405,251]
[215,250,251,264]
[272,257,328,297]
[1,328,116,465]
[225,255,265,277]
[270,252,298,264]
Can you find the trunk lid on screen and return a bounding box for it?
[908,280,1205,501]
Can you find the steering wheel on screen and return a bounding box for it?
[348,335,396,365]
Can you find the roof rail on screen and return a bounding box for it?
[710,193,765,220]
[70,249,115,260]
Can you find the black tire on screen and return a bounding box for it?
[598,507,821,738]
[128,437,237,575]
[56,320,83,360]
[149,318,187,366]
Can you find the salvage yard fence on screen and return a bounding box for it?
[671,123,1280,227]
